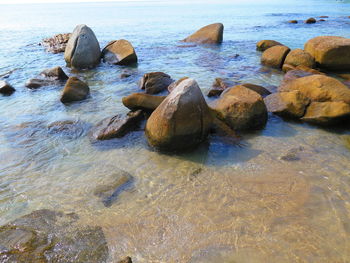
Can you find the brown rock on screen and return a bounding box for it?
[60,77,90,103]
[40,66,68,81]
[264,90,310,118]
[90,110,144,140]
[241,83,271,97]
[279,69,319,92]
[302,101,350,125]
[139,72,174,94]
[168,77,189,93]
[304,36,350,70]
[122,93,166,111]
[282,64,297,72]
[288,20,298,24]
[0,80,15,95]
[256,40,283,51]
[145,78,212,151]
[280,74,350,104]
[102,39,137,65]
[261,45,290,69]
[319,16,329,18]
[118,257,133,263]
[284,48,315,69]
[41,33,71,53]
[207,78,235,97]
[26,67,68,89]
[212,85,268,130]
[183,23,224,44]
[305,18,316,24]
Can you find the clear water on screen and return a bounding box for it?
[1,0,350,262]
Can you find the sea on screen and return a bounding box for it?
[1,0,350,262]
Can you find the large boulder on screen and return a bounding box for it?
[64,24,101,69]
[41,33,71,53]
[139,72,173,94]
[122,93,166,111]
[256,40,283,51]
[283,49,315,69]
[60,77,90,103]
[145,78,212,151]
[261,45,290,68]
[212,85,268,130]
[264,90,310,118]
[302,101,350,125]
[0,80,15,95]
[183,23,224,44]
[304,36,350,70]
[280,74,350,104]
[168,77,189,93]
[279,69,321,92]
[90,110,144,140]
[101,39,137,65]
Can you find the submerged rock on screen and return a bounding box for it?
[280,74,350,104]
[64,24,101,69]
[102,39,137,65]
[183,23,224,44]
[61,77,90,103]
[280,146,306,161]
[212,85,268,130]
[261,45,290,69]
[139,72,174,94]
[25,66,68,89]
[283,48,315,69]
[0,209,109,263]
[145,78,212,151]
[264,90,310,118]
[256,40,283,51]
[47,120,87,139]
[0,80,15,95]
[90,110,144,140]
[305,17,316,24]
[288,20,298,24]
[122,93,166,111]
[304,36,350,70]
[302,101,350,125]
[41,33,71,53]
[94,169,134,207]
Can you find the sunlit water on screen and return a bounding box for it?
[1,0,350,262]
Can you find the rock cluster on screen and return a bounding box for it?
[41,33,71,53]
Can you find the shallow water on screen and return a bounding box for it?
[1,0,350,262]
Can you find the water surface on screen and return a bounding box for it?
[1,0,350,262]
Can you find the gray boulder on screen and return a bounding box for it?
[64,24,101,69]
